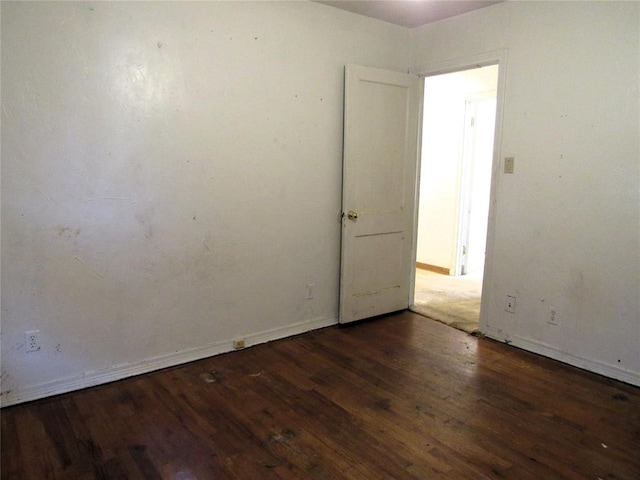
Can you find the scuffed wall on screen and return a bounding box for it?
[1,1,409,405]
[411,1,640,384]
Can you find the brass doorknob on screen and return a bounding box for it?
[347,210,359,221]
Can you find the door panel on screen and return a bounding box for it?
[340,65,419,324]
[459,96,496,275]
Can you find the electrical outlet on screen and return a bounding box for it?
[548,308,559,325]
[25,330,40,352]
[505,296,516,313]
[233,339,245,350]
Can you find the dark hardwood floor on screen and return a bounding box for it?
[2,311,639,479]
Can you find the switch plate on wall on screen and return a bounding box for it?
[504,156,515,174]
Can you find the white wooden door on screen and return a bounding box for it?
[339,65,420,324]
[458,96,496,276]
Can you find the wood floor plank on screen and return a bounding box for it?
[2,311,639,479]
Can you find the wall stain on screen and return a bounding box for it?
[202,236,212,252]
[135,206,156,239]
[74,257,105,279]
[56,226,80,239]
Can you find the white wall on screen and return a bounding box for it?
[0,1,409,405]
[2,0,639,406]
[411,1,640,384]
[416,66,497,272]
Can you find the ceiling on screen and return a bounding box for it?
[313,1,502,28]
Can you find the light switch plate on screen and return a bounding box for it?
[504,157,515,174]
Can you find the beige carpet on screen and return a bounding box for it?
[411,269,482,335]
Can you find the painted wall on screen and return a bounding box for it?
[2,0,638,406]
[416,66,497,273]
[0,1,409,405]
[411,1,640,384]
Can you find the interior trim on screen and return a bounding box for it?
[416,262,450,275]
[1,315,338,407]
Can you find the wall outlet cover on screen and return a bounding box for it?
[25,330,40,352]
[505,295,516,313]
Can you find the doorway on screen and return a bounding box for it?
[412,65,499,334]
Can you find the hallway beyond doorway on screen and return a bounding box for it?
[411,268,481,334]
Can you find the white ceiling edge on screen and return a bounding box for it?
[312,0,503,29]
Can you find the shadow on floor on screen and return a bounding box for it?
[411,268,482,335]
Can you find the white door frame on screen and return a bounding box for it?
[409,50,508,333]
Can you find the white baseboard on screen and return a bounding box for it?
[1,315,338,407]
[483,326,640,387]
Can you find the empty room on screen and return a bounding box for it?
[1,1,639,478]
